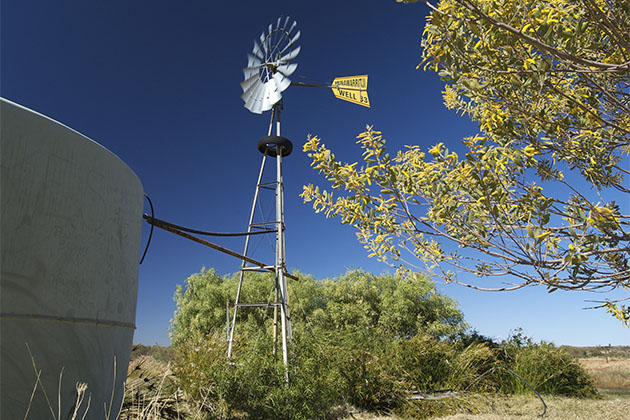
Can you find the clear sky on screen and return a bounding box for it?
[2,0,628,347]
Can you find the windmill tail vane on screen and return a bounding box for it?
[240,16,369,113]
[287,75,370,108]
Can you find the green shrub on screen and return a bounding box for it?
[330,329,406,412]
[446,342,498,393]
[492,332,597,397]
[171,270,598,420]
[171,269,468,346]
[130,343,173,362]
[394,334,454,392]
[498,342,597,397]
[174,331,344,420]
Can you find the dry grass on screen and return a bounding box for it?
[344,394,628,420]
[125,347,630,420]
[579,358,630,394]
[120,355,188,419]
[427,394,628,420]
[345,355,630,420]
[347,414,404,420]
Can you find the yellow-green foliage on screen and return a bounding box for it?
[303,0,629,323]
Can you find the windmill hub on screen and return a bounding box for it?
[257,135,293,157]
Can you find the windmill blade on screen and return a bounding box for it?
[241,88,258,110]
[287,20,297,35]
[252,41,264,60]
[242,67,258,81]
[241,79,262,102]
[263,86,282,107]
[279,31,300,55]
[279,45,301,63]
[243,63,263,80]
[272,72,291,92]
[263,77,278,97]
[290,30,300,46]
[243,83,265,113]
[281,16,291,31]
[247,53,262,68]
[276,16,282,29]
[277,62,297,77]
[240,74,259,94]
[250,94,264,114]
[259,32,268,54]
[241,77,263,103]
[262,93,281,112]
[262,79,281,110]
[267,87,282,105]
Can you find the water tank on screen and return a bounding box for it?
[1,98,143,419]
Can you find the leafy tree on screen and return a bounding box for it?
[302,0,629,323]
[170,268,285,346]
[315,270,465,338]
[170,268,466,345]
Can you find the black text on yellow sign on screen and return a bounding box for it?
[331,75,370,108]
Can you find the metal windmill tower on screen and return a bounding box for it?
[137,16,370,378]
[226,17,371,372]
[226,16,301,368]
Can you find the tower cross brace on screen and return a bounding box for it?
[227,102,293,371]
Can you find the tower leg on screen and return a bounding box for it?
[227,103,292,381]
[274,106,291,378]
[227,153,267,361]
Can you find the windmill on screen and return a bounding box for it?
[226,16,300,370]
[227,16,370,370]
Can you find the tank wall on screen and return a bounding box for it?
[1,98,144,419]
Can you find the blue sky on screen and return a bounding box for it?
[2,0,628,347]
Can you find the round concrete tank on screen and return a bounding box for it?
[1,98,143,419]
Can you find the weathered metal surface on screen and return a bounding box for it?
[143,214,297,281]
[1,98,142,420]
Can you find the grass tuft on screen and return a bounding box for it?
[120,355,186,419]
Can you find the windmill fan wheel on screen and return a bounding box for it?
[240,17,301,114]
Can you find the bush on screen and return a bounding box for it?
[171,270,598,420]
[497,341,597,397]
[130,343,173,362]
[171,269,468,346]
[330,329,406,412]
[175,331,344,420]
[122,355,182,419]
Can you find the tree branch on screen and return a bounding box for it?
[454,0,630,73]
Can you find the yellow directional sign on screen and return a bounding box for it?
[331,75,370,108]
